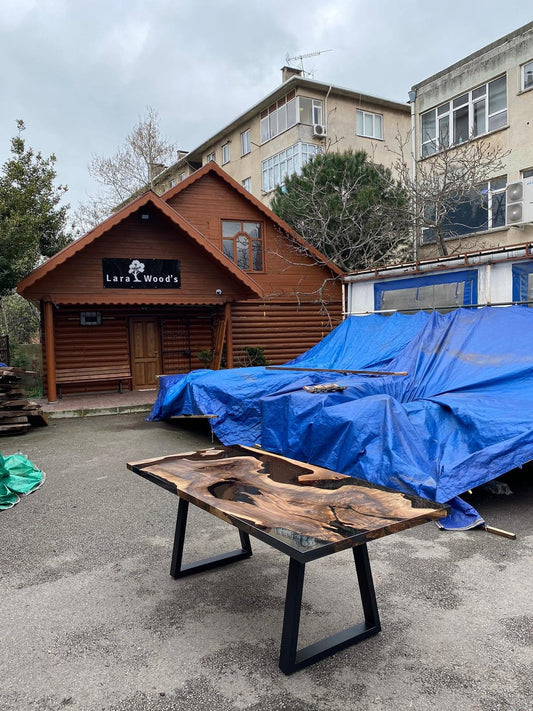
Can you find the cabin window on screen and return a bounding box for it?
[80,311,102,326]
[222,221,263,271]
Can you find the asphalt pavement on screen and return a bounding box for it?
[1,413,532,711]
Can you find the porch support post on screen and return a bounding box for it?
[43,301,57,403]
[225,301,233,369]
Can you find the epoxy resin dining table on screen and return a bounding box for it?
[127,445,448,674]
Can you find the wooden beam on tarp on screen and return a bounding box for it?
[265,366,408,376]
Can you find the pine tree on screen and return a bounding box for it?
[0,120,71,296]
[271,150,410,272]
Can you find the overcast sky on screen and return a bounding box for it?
[1,0,531,219]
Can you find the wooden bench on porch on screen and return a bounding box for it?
[55,365,133,399]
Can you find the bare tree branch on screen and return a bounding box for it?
[389,131,510,256]
[75,107,178,233]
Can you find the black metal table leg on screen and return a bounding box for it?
[278,543,381,674]
[170,497,252,579]
[353,543,381,630]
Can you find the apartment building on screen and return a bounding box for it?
[411,22,533,259]
[152,66,411,206]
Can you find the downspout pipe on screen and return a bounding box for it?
[408,89,417,262]
[325,85,332,145]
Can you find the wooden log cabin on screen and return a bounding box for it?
[17,163,343,402]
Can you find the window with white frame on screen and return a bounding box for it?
[298,97,323,125]
[422,176,507,243]
[522,60,533,91]
[242,177,251,192]
[222,143,230,164]
[241,129,251,156]
[421,75,507,156]
[178,172,186,182]
[522,168,533,178]
[260,92,324,143]
[356,110,383,139]
[206,151,216,163]
[261,142,322,193]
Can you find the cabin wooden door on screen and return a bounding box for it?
[129,318,161,389]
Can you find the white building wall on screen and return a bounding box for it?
[346,260,522,315]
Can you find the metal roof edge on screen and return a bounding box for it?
[343,241,533,283]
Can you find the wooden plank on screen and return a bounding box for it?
[1,400,42,410]
[27,411,49,427]
[0,410,32,419]
[266,366,408,377]
[212,310,227,371]
[0,415,29,425]
[0,423,31,435]
[485,525,517,540]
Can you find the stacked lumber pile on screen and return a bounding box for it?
[0,366,48,436]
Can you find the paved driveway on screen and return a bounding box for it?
[1,414,532,710]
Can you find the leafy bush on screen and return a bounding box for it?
[236,346,269,367]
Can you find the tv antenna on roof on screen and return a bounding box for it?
[285,49,332,77]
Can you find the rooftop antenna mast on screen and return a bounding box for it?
[285,49,332,77]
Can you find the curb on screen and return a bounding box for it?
[44,404,154,419]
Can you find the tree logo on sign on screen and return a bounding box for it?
[128,259,145,282]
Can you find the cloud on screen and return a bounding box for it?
[1,0,531,215]
[0,0,37,30]
[95,18,151,79]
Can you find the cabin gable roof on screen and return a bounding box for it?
[17,191,263,299]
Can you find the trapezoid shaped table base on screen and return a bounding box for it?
[170,498,252,578]
[169,497,381,674]
[279,545,381,674]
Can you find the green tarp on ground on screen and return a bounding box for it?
[0,452,44,510]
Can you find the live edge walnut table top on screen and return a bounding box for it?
[127,445,448,673]
[127,445,447,561]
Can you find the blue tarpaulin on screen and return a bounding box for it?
[148,307,533,529]
[148,311,430,445]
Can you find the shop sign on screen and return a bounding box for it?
[102,258,181,289]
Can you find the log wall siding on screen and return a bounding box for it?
[167,174,340,304]
[230,301,342,366]
[22,210,253,305]
[43,301,341,394]
[45,306,218,396]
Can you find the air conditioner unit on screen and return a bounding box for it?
[312,123,327,138]
[506,178,533,224]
